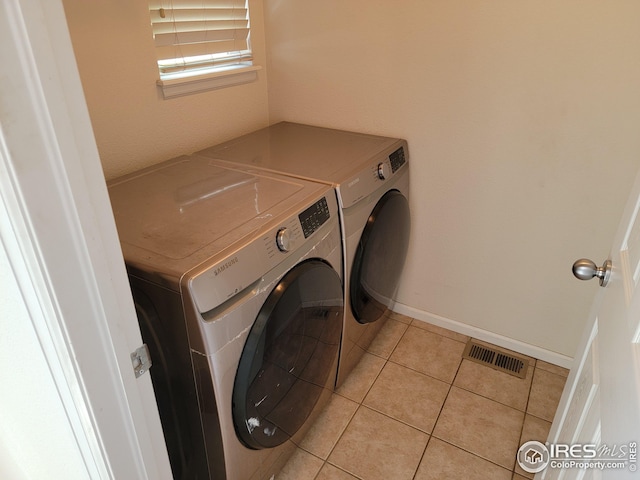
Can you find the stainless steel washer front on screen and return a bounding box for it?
[108,155,343,479]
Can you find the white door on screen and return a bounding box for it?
[537,168,640,479]
[1,0,171,478]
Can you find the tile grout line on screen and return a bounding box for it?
[429,437,516,477]
[429,338,533,478]
[284,316,566,480]
[323,315,419,480]
[407,341,466,480]
[511,362,536,477]
[452,359,536,412]
[396,318,475,479]
[309,322,399,480]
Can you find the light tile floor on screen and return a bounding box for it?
[276,312,569,480]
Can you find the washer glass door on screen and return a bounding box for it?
[232,259,343,450]
[350,189,410,324]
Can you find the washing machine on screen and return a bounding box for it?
[196,122,410,387]
[107,155,343,480]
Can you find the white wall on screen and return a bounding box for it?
[263,1,640,358]
[62,0,270,180]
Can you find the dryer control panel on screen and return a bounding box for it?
[338,140,409,210]
[388,145,407,173]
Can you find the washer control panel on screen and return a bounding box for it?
[298,196,330,238]
[271,196,331,253]
[191,192,338,314]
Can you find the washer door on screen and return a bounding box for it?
[350,189,410,324]
[232,259,343,450]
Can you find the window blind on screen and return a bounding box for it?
[149,0,252,76]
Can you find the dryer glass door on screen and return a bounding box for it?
[232,259,343,450]
[350,189,410,324]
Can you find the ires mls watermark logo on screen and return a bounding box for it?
[518,441,550,473]
[517,441,638,474]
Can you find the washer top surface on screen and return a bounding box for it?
[108,154,331,279]
[197,122,402,185]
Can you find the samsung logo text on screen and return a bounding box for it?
[214,257,239,276]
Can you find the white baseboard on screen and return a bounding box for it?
[391,302,574,370]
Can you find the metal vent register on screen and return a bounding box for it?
[462,340,529,379]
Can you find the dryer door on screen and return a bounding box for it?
[232,259,343,450]
[350,189,410,324]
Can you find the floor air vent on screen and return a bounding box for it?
[462,340,529,379]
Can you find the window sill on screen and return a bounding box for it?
[156,64,261,99]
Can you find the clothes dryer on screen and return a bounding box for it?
[197,122,410,387]
[108,155,343,480]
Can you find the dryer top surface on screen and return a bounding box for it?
[107,155,330,277]
[196,122,405,185]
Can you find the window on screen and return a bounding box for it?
[149,0,260,98]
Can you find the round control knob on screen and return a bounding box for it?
[276,228,291,252]
[377,162,388,180]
